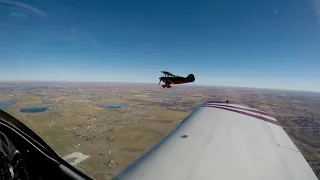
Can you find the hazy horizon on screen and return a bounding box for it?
[1,80,319,93]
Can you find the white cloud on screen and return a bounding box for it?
[9,12,27,19]
[70,28,108,53]
[0,0,47,17]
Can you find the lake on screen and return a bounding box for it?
[19,107,48,113]
[99,104,124,108]
[0,101,17,110]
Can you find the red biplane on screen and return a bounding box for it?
[159,71,195,88]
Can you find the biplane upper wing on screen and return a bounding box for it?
[161,71,175,76]
[114,102,317,180]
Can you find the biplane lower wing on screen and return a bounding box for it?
[114,102,317,180]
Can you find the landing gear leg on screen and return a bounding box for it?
[161,83,172,88]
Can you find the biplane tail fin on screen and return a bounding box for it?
[187,74,195,82]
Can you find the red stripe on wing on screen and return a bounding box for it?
[202,105,281,126]
[204,104,273,117]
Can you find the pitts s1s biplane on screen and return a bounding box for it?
[159,71,195,88]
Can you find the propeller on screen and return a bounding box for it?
[159,79,161,85]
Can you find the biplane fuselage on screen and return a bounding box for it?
[159,71,195,88]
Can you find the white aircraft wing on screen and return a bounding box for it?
[114,101,317,180]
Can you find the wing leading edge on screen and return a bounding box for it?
[114,102,317,180]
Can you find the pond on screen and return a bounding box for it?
[19,107,48,113]
[99,104,124,108]
[43,100,55,104]
[0,101,17,110]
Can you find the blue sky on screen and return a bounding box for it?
[0,0,320,91]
